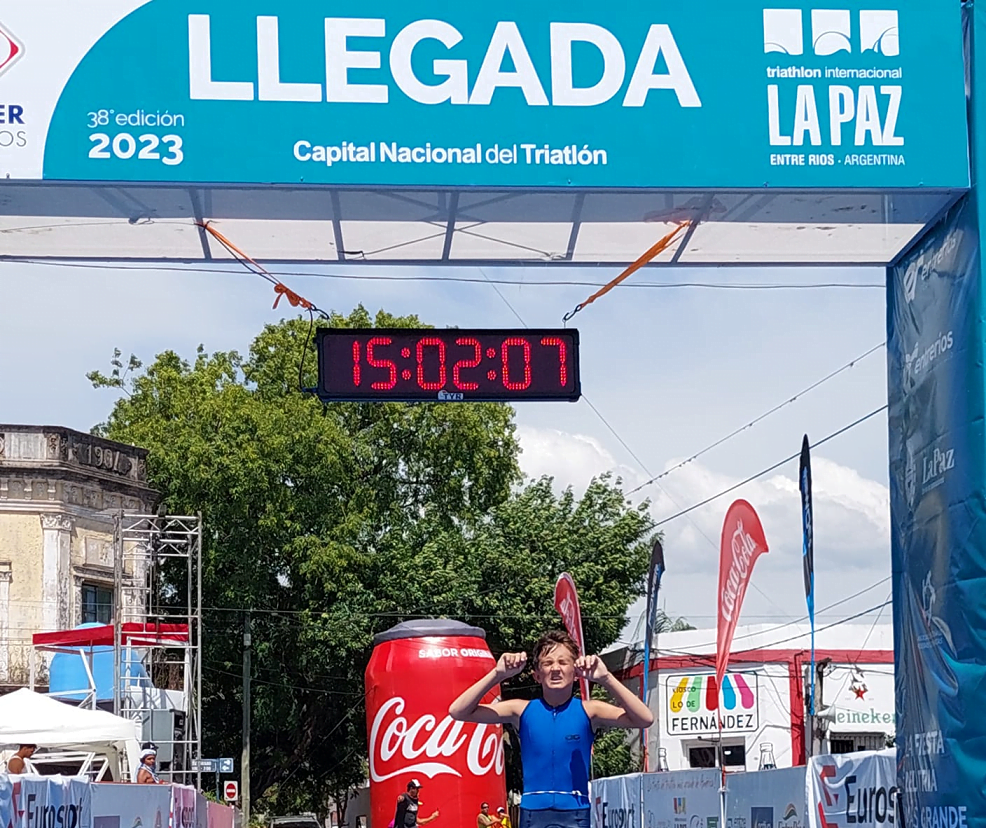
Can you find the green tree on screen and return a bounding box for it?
[587,608,695,779]
[89,307,654,812]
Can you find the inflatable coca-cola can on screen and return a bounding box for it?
[365,619,506,828]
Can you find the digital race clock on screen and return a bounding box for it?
[316,328,580,402]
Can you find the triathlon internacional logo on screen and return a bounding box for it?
[763,9,899,56]
[0,21,23,77]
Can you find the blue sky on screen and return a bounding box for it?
[1,260,892,641]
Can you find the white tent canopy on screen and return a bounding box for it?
[0,689,141,781]
[0,689,138,747]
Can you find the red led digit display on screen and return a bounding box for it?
[316,328,580,402]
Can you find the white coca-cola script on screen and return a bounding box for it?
[720,519,760,623]
[558,595,577,635]
[369,697,505,782]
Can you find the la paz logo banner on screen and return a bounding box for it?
[716,500,769,685]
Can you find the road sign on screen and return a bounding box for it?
[224,781,239,803]
[218,758,234,774]
[192,759,218,773]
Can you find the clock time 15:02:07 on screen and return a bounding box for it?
[317,330,580,401]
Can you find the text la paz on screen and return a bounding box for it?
[188,16,701,108]
[768,84,903,147]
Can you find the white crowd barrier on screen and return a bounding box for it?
[0,777,237,828]
[806,750,897,828]
[591,750,898,828]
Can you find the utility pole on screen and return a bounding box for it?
[242,611,252,827]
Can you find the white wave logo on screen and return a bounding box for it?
[811,10,851,56]
[369,696,504,782]
[763,9,899,57]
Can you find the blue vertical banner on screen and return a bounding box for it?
[643,538,666,770]
[798,435,815,721]
[888,192,986,828]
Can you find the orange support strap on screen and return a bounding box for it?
[197,221,317,312]
[562,221,691,321]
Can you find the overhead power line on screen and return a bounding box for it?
[1,256,885,291]
[626,575,892,654]
[628,342,886,494]
[640,404,888,522]
[656,600,893,661]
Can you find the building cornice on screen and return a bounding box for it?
[0,425,156,499]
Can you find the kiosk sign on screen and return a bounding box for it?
[0,0,969,189]
[665,673,760,736]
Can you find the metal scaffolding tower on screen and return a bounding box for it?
[113,513,203,785]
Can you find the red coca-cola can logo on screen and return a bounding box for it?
[365,622,506,828]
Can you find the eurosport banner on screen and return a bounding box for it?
[888,193,986,828]
[93,784,171,828]
[643,539,666,769]
[16,777,92,828]
[799,435,816,718]
[716,500,769,686]
[0,0,970,189]
[590,773,640,828]
[642,769,720,828]
[806,749,897,828]
[554,572,589,700]
[726,767,806,828]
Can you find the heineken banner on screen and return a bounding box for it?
[0,0,969,188]
[887,194,986,828]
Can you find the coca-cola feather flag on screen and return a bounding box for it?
[716,500,769,686]
[554,572,590,700]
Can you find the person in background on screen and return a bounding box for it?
[477,803,499,828]
[136,747,164,784]
[394,779,439,828]
[5,744,36,774]
[497,808,512,828]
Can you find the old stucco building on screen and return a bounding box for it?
[0,424,157,688]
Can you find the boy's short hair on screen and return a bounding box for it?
[533,630,580,665]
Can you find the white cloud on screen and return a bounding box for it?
[516,424,644,494]
[516,426,892,633]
